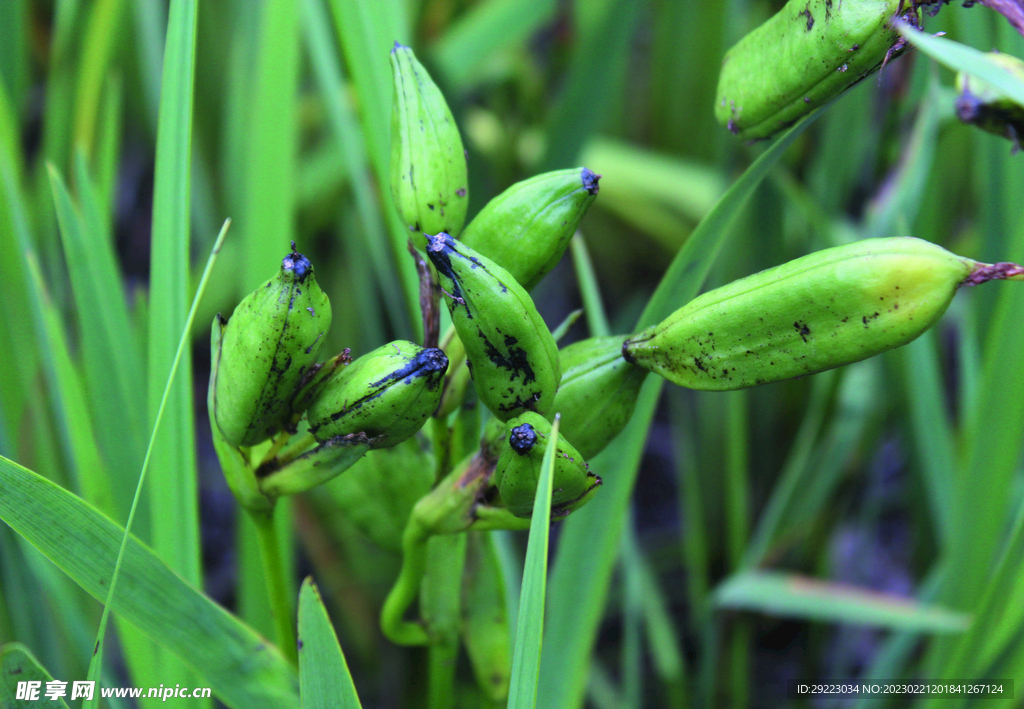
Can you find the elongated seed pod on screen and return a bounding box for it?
[493,412,600,518]
[390,43,469,241]
[551,336,647,460]
[213,246,331,447]
[425,232,561,421]
[715,0,914,141]
[623,237,1023,390]
[307,341,448,448]
[461,168,600,290]
[955,52,1024,144]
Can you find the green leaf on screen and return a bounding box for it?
[72,0,125,158]
[241,0,299,291]
[636,112,824,330]
[49,160,146,518]
[431,0,557,91]
[0,454,300,707]
[0,643,70,708]
[897,22,1024,107]
[714,571,970,633]
[298,577,362,709]
[507,416,559,709]
[147,0,200,584]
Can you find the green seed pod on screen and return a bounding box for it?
[715,0,915,141]
[551,336,648,460]
[425,232,560,421]
[307,341,449,448]
[955,52,1024,145]
[493,412,601,519]
[390,43,469,241]
[460,168,600,290]
[623,237,1024,390]
[212,246,332,447]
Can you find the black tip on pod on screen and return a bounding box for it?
[283,245,312,280]
[509,423,537,455]
[581,168,601,195]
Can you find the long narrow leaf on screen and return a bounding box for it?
[507,417,559,709]
[0,455,299,708]
[298,577,362,709]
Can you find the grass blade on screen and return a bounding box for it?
[507,416,559,709]
[71,0,125,158]
[146,0,199,582]
[85,220,230,701]
[0,643,70,709]
[714,571,970,633]
[0,453,299,708]
[298,577,363,709]
[431,0,557,91]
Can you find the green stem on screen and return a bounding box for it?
[251,506,297,663]
[380,517,431,646]
[431,416,450,480]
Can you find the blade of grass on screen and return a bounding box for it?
[146,0,200,584]
[0,0,28,114]
[570,233,610,338]
[636,111,824,330]
[327,0,421,339]
[95,72,123,223]
[897,22,1024,106]
[298,577,363,709]
[422,534,468,709]
[71,0,125,159]
[507,416,559,709]
[0,644,70,709]
[302,0,408,334]
[540,0,643,171]
[85,220,228,706]
[537,114,821,709]
[430,0,557,91]
[50,159,146,517]
[714,571,970,633]
[0,452,300,708]
[241,0,299,291]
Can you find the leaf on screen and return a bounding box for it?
[298,577,362,709]
[0,643,70,708]
[896,22,1024,107]
[0,455,300,708]
[507,417,559,709]
[714,571,970,633]
[431,0,557,91]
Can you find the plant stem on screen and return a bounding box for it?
[251,505,297,663]
[380,517,431,646]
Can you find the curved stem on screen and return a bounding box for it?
[380,517,431,646]
[251,506,297,663]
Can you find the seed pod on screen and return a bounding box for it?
[212,246,331,447]
[551,336,648,460]
[307,341,449,449]
[461,168,600,290]
[624,237,1024,390]
[493,412,601,519]
[390,43,469,241]
[715,0,915,141]
[955,52,1024,145]
[425,232,560,421]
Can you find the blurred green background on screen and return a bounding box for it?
[2,0,1024,707]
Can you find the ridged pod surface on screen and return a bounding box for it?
[955,51,1024,144]
[425,232,560,421]
[715,0,911,141]
[493,412,601,519]
[624,237,1022,390]
[212,247,331,447]
[550,336,647,460]
[390,43,469,240]
[460,167,600,290]
[307,341,448,448]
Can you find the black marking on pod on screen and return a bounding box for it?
[509,423,537,455]
[282,242,313,281]
[581,168,601,195]
[425,232,471,317]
